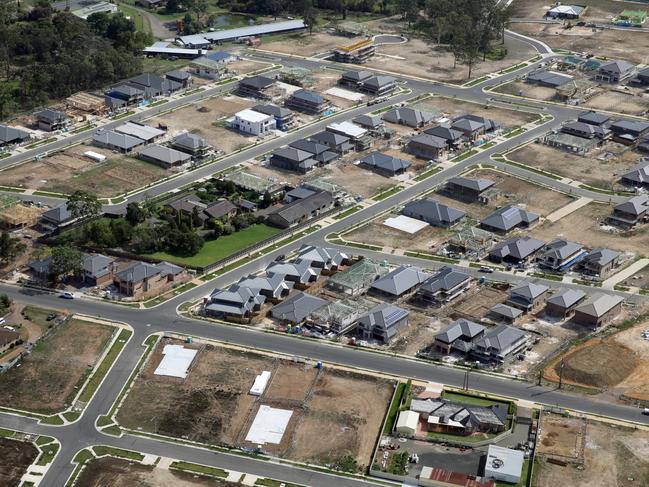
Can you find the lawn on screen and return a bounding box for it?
[441,390,512,410]
[118,4,152,35]
[145,223,283,267]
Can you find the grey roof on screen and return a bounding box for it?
[173,132,210,150]
[615,194,649,216]
[526,70,573,87]
[448,176,495,192]
[0,125,30,144]
[424,124,464,141]
[539,239,584,260]
[270,292,328,323]
[206,285,265,316]
[28,256,52,275]
[599,59,635,74]
[272,146,316,165]
[610,119,649,135]
[290,89,325,105]
[167,196,206,214]
[475,323,525,350]
[434,319,485,344]
[407,133,447,149]
[561,120,610,138]
[382,107,434,127]
[265,260,321,283]
[490,304,523,320]
[481,205,539,232]
[237,273,293,295]
[363,75,395,89]
[166,69,191,80]
[240,75,275,90]
[455,114,499,131]
[341,70,373,82]
[295,245,349,269]
[107,84,144,98]
[204,200,237,220]
[286,187,315,200]
[178,20,306,45]
[622,161,649,185]
[370,266,430,296]
[129,73,181,92]
[205,50,232,61]
[583,248,620,267]
[578,110,610,126]
[402,198,465,226]
[546,288,586,309]
[419,266,471,294]
[82,253,115,278]
[35,108,67,124]
[41,203,74,224]
[288,139,330,156]
[574,293,624,318]
[140,144,192,165]
[510,282,549,301]
[253,104,292,118]
[267,190,333,225]
[114,122,165,142]
[410,398,506,428]
[310,130,351,148]
[352,114,383,128]
[116,261,182,283]
[361,151,411,173]
[451,118,485,132]
[359,303,409,331]
[93,130,144,150]
[490,236,544,261]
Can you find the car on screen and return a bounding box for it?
[643,408,649,415]
[274,254,285,262]
[46,313,57,321]
[0,317,5,326]
[478,266,494,273]
[61,291,75,299]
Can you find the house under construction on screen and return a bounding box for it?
[327,257,390,296]
[333,39,376,64]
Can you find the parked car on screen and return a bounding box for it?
[478,266,494,273]
[61,291,75,299]
[46,313,57,321]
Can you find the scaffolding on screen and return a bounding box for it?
[327,258,390,296]
[333,39,375,64]
[0,198,41,229]
[223,170,284,194]
[279,67,315,88]
[309,296,375,334]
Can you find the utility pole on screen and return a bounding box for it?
[558,359,565,390]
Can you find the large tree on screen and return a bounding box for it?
[49,245,83,282]
[66,190,102,220]
[0,231,26,265]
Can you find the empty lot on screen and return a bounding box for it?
[0,437,38,486]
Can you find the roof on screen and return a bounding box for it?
[361,151,411,173]
[270,292,328,323]
[166,70,191,80]
[0,328,20,347]
[35,108,67,123]
[526,70,573,87]
[0,125,30,144]
[267,191,333,225]
[489,304,523,320]
[600,59,635,74]
[622,161,649,185]
[562,120,609,138]
[327,121,367,139]
[107,84,144,97]
[265,260,321,283]
[382,107,434,127]
[129,73,180,92]
[295,245,349,269]
[578,110,610,126]
[359,303,409,331]
[253,104,292,118]
[485,445,525,480]
[341,69,373,82]
[407,133,447,149]
[615,194,649,216]
[547,288,586,309]
[236,108,273,123]
[481,205,539,232]
[435,318,485,344]
[475,323,525,350]
[179,20,306,45]
[290,89,326,105]
[510,282,549,301]
[286,187,315,200]
[272,147,315,163]
[139,144,192,165]
[370,266,430,296]
[419,266,470,294]
[352,114,383,128]
[548,4,584,15]
[490,236,544,260]
[207,50,233,61]
[173,132,209,150]
[575,294,624,318]
[116,261,182,283]
[204,200,237,220]
[41,203,73,224]
[425,124,464,141]
[611,119,649,135]
[310,131,351,147]
[240,75,275,90]
[583,248,620,267]
[115,122,165,141]
[363,75,396,89]
[93,130,144,150]
[82,253,114,278]
[288,139,329,156]
[403,198,465,225]
[448,176,495,192]
[539,239,584,260]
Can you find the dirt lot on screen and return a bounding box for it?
[77,457,235,487]
[148,95,257,153]
[118,340,393,469]
[0,144,167,197]
[583,90,649,117]
[388,315,446,356]
[537,414,586,463]
[508,141,639,191]
[0,305,57,363]
[529,202,649,256]
[450,285,509,321]
[0,316,114,414]
[0,437,38,486]
[495,80,558,101]
[263,31,357,57]
[535,416,649,487]
[621,267,649,290]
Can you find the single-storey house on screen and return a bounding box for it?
[382,107,435,128]
[139,144,192,168]
[546,4,585,19]
[480,205,539,235]
[309,131,354,154]
[265,260,321,286]
[488,303,523,324]
[93,130,145,153]
[0,125,30,148]
[266,190,334,228]
[287,139,338,165]
[369,265,430,298]
[360,151,411,176]
[402,198,465,227]
[270,291,328,324]
[204,285,265,319]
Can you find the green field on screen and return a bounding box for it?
[118,4,152,35]
[145,223,283,267]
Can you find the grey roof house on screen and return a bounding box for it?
[0,125,30,147]
[433,319,486,354]
[357,303,409,343]
[488,303,524,324]
[506,282,549,312]
[406,133,447,161]
[480,205,539,234]
[236,273,294,300]
[266,190,334,228]
[265,260,321,285]
[40,203,75,228]
[579,248,621,279]
[621,161,649,187]
[595,59,636,83]
[573,294,624,327]
[270,292,328,324]
[139,144,192,168]
[536,239,586,271]
[172,133,211,158]
[608,194,649,228]
[93,130,144,153]
[415,266,472,305]
[382,107,435,128]
[360,151,411,175]
[545,288,587,318]
[402,198,465,228]
[270,147,318,173]
[488,236,544,263]
[205,285,266,319]
[471,324,528,363]
[294,245,350,271]
[369,265,430,297]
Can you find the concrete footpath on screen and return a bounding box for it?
[602,258,649,290]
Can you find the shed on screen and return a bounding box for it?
[395,410,419,436]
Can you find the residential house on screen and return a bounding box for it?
[480,205,539,235]
[630,66,649,86]
[203,200,238,221]
[416,267,472,305]
[82,253,115,287]
[360,75,396,96]
[406,134,448,161]
[294,245,350,271]
[308,297,374,334]
[236,75,277,99]
[270,292,328,324]
[433,319,486,354]
[166,196,236,225]
[93,130,144,153]
[236,273,294,301]
[266,190,334,228]
[326,258,390,296]
[270,147,317,173]
[360,151,412,176]
[326,121,370,150]
[580,248,621,279]
[287,139,337,165]
[357,303,409,343]
[545,288,587,318]
[526,70,574,88]
[114,261,185,299]
[410,398,507,435]
[0,328,20,355]
[488,304,524,324]
[139,144,192,168]
[165,70,192,88]
[402,198,465,227]
[171,133,211,159]
[577,110,610,127]
[382,107,435,128]
[506,282,549,313]
[0,125,30,148]
[621,161,649,188]
[609,119,649,144]
[573,294,624,327]
[285,90,330,115]
[608,194,649,228]
[253,104,294,130]
[105,84,144,108]
[40,203,75,229]
[488,236,545,264]
[265,260,321,286]
[546,4,585,19]
[637,137,649,154]
[369,266,430,298]
[471,324,528,363]
[129,73,181,98]
[451,115,499,142]
[309,131,354,154]
[561,121,610,140]
[352,114,384,131]
[424,124,464,149]
[595,60,636,83]
[114,122,165,143]
[537,239,586,271]
[339,70,373,89]
[543,132,599,155]
[204,285,265,319]
[444,176,496,204]
[35,109,69,132]
[189,51,234,79]
[284,187,317,203]
[233,109,276,136]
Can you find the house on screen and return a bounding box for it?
[451,115,499,141]
[444,177,495,204]
[543,132,600,155]
[580,248,621,279]
[595,60,636,83]
[352,114,384,130]
[265,260,321,286]
[35,109,69,132]
[105,84,145,108]
[410,398,507,434]
[267,190,334,229]
[578,110,610,127]
[630,66,649,86]
[621,161,649,188]
[488,236,544,264]
[419,467,495,487]
[236,274,293,301]
[129,73,181,97]
[546,4,585,19]
[0,125,30,148]
[416,267,472,305]
[166,196,236,225]
[369,266,430,298]
[609,119,649,143]
[561,121,610,140]
[114,122,165,143]
[171,133,211,159]
[309,131,354,154]
[93,130,145,153]
[382,107,435,128]
[204,285,265,319]
[165,70,192,88]
[406,134,448,161]
[308,297,374,334]
[0,328,20,354]
[357,303,409,343]
[189,51,234,79]
[339,70,374,89]
[433,319,486,354]
[488,304,523,324]
[114,261,185,299]
[285,90,330,115]
[253,104,294,130]
[360,75,396,96]
[139,144,192,168]
[402,198,465,227]
[287,139,338,165]
[327,258,390,296]
[480,205,539,235]
[526,70,574,88]
[545,288,587,318]
[424,124,464,149]
[40,203,75,229]
[224,170,284,196]
[233,109,276,136]
[294,245,350,271]
[204,200,238,221]
[284,187,316,203]
[360,151,412,176]
[537,239,586,271]
[82,253,115,287]
[333,39,375,64]
[270,292,328,324]
[471,324,527,363]
[270,147,317,173]
[237,75,276,99]
[638,137,649,154]
[484,446,525,484]
[506,282,549,312]
[608,194,649,228]
[326,121,370,150]
[573,294,624,327]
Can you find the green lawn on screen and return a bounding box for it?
[145,223,283,267]
[441,390,511,409]
[118,4,152,35]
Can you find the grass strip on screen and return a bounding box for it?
[404,251,460,264]
[36,442,59,466]
[169,461,228,478]
[414,166,442,182]
[383,382,406,434]
[93,445,144,461]
[25,137,57,150]
[333,205,362,220]
[464,76,489,87]
[372,185,403,201]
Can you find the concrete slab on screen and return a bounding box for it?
[545,196,592,223]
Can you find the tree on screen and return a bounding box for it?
[208,219,224,239]
[49,245,83,282]
[261,191,273,209]
[0,231,26,264]
[125,202,147,226]
[165,228,204,256]
[0,293,11,315]
[302,0,318,35]
[398,0,418,27]
[66,190,101,220]
[425,0,453,44]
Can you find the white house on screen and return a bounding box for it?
[233,109,276,136]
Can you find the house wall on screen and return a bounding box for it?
[574,302,622,327]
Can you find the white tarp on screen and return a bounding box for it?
[84,151,106,162]
[250,370,271,396]
[324,87,365,102]
[383,215,429,234]
[245,405,293,445]
[154,344,197,379]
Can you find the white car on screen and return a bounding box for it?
[61,291,75,299]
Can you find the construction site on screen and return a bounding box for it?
[0,436,38,486]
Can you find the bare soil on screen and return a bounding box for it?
[414,97,539,128]
[583,90,649,117]
[0,437,38,486]
[529,203,649,256]
[537,414,586,461]
[495,80,558,101]
[387,315,445,356]
[450,285,509,321]
[508,141,639,191]
[621,268,649,290]
[0,317,113,413]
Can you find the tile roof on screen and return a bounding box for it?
[360,151,411,173]
[546,288,586,309]
[575,293,624,318]
[403,198,465,226]
[370,266,430,296]
[270,291,328,323]
[481,205,539,232]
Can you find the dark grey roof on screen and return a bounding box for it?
[173,132,210,150]
[310,131,350,147]
[290,89,325,105]
[359,303,409,330]
[363,75,395,89]
[341,70,373,82]
[489,236,544,260]
[273,146,315,163]
[107,84,144,97]
[82,253,115,278]
[166,70,191,80]
[0,125,30,144]
[352,114,383,128]
[41,203,73,224]
[204,200,237,219]
[361,151,411,173]
[481,205,539,231]
[424,124,463,141]
[295,245,349,269]
[419,266,470,294]
[408,133,447,149]
[574,293,624,318]
[253,104,292,118]
[28,256,52,275]
[382,107,434,127]
[615,195,649,216]
[286,187,316,200]
[583,248,620,267]
[448,176,495,192]
[240,75,275,90]
[474,323,526,351]
[267,190,333,225]
[434,318,485,344]
[130,73,181,92]
[526,70,573,87]
[93,130,144,150]
[265,260,321,283]
[622,161,649,185]
[288,139,329,156]
[547,288,586,309]
[35,108,68,124]
[270,292,328,323]
[402,198,465,225]
[455,114,500,131]
[116,261,182,283]
[599,59,635,74]
[370,266,430,296]
[140,144,192,165]
[562,120,610,138]
[539,239,584,261]
[611,119,649,135]
[578,110,610,126]
[490,303,523,320]
[510,282,549,301]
